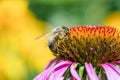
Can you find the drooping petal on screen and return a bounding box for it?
[45,60,72,79]
[58,77,64,80]
[33,67,51,80]
[68,77,72,80]
[101,64,120,80]
[49,72,54,80]
[106,63,120,75]
[34,60,72,80]
[52,66,69,80]
[49,72,66,80]
[85,63,99,80]
[70,62,81,80]
[44,58,58,70]
[34,59,58,80]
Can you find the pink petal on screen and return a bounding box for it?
[58,77,64,80]
[49,72,54,80]
[46,60,72,79]
[34,59,58,80]
[85,63,98,80]
[52,66,69,80]
[101,64,120,80]
[70,62,81,80]
[33,68,51,80]
[68,77,72,80]
[34,60,72,80]
[44,58,58,70]
[106,63,120,75]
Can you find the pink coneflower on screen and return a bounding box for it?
[34,26,120,80]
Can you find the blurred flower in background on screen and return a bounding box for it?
[0,0,120,80]
[0,0,54,80]
[105,12,120,29]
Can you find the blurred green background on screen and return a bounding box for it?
[0,0,120,80]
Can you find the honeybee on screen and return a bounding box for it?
[36,26,70,53]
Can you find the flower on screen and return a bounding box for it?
[34,26,120,80]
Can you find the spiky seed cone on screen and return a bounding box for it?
[54,26,120,66]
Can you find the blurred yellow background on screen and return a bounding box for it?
[0,0,120,80]
[0,0,54,80]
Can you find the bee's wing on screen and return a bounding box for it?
[34,32,52,48]
[35,32,52,40]
[35,27,60,40]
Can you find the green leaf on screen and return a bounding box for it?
[79,66,84,78]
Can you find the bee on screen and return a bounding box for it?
[48,26,69,53]
[36,26,70,53]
